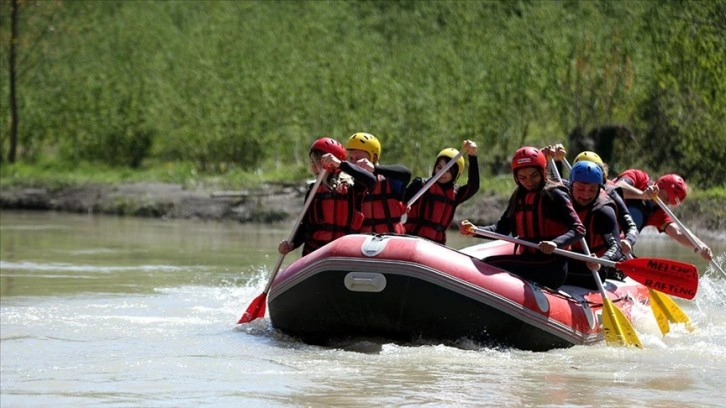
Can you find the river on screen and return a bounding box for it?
[1,210,725,407]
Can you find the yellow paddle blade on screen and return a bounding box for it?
[648,289,671,335]
[650,289,695,332]
[601,298,643,348]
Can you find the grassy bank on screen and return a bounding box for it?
[1,162,723,233]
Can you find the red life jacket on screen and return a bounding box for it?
[304,181,364,255]
[360,175,406,234]
[404,181,456,244]
[571,191,616,256]
[513,184,571,254]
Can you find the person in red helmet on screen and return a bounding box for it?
[404,140,479,245]
[460,146,585,290]
[346,132,411,234]
[613,169,713,261]
[278,137,376,256]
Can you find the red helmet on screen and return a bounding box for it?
[310,137,347,161]
[511,146,547,173]
[657,174,688,205]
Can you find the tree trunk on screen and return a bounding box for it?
[8,0,19,163]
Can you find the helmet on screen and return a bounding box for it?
[435,148,465,180]
[657,174,688,205]
[511,146,546,173]
[310,137,347,161]
[573,151,604,166]
[346,133,381,163]
[569,161,603,185]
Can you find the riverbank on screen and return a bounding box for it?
[0,181,723,239]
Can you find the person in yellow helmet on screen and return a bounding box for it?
[403,140,479,245]
[346,132,411,234]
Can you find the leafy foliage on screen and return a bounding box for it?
[0,0,724,187]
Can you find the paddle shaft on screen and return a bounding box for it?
[654,196,725,277]
[400,150,464,224]
[406,150,464,209]
[262,169,328,294]
[472,227,622,268]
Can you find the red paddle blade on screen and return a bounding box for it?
[237,293,267,324]
[617,257,698,300]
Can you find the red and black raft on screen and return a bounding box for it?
[267,234,650,351]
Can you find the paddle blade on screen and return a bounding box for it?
[616,257,699,300]
[601,298,643,348]
[237,293,267,324]
[650,289,694,332]
[648,289,671,335]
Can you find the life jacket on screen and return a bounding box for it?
[304,179,364,255]
[512,184,572,254]
[404,180,456,244]
[360,174,406,234]
[571,191,616,256]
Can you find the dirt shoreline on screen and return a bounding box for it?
[0,182,722,239]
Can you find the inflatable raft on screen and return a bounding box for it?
[267,234,650,351]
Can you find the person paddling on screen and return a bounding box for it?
[460,146,585,290]
[278,137,376,256]
[563,161,624,289]
[543,146,639,264]
[613,169,713,261]
[571,151,639,274]
[346,132,411,234]
[403,140,479,245]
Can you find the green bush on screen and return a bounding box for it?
[1,0,723,188]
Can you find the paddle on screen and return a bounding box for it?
[648,286,695,333]
[562,157,695,332]
[400,150,464,224]
[654,196,725,278]
[237,169,328,324]
[469,224,642,347]
[469,226,699,300]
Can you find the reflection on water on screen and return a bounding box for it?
[2,210,723,298]
[1,210,725,407]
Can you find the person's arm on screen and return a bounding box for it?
[403,177,425,203]
[614,172,658,201]
[608,188,638,252]
[340,161,376,191]
[547,188,586,248]
[460,211,512,238]
[374,164,411,199]
[455,154,480,204]
[593,206,622,262]
[480,213,512,235]
[614,178,646,200]
[664,223,714,261]
[464,188,515,238]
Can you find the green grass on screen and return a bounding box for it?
[2,161,721,203]
[0,160,310,190]
[2,159,517,197]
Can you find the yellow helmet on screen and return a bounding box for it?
[346,132,381,163]
[435,148,465,181]
[573,151,604,166]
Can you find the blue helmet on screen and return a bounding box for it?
[569,161,603,185]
